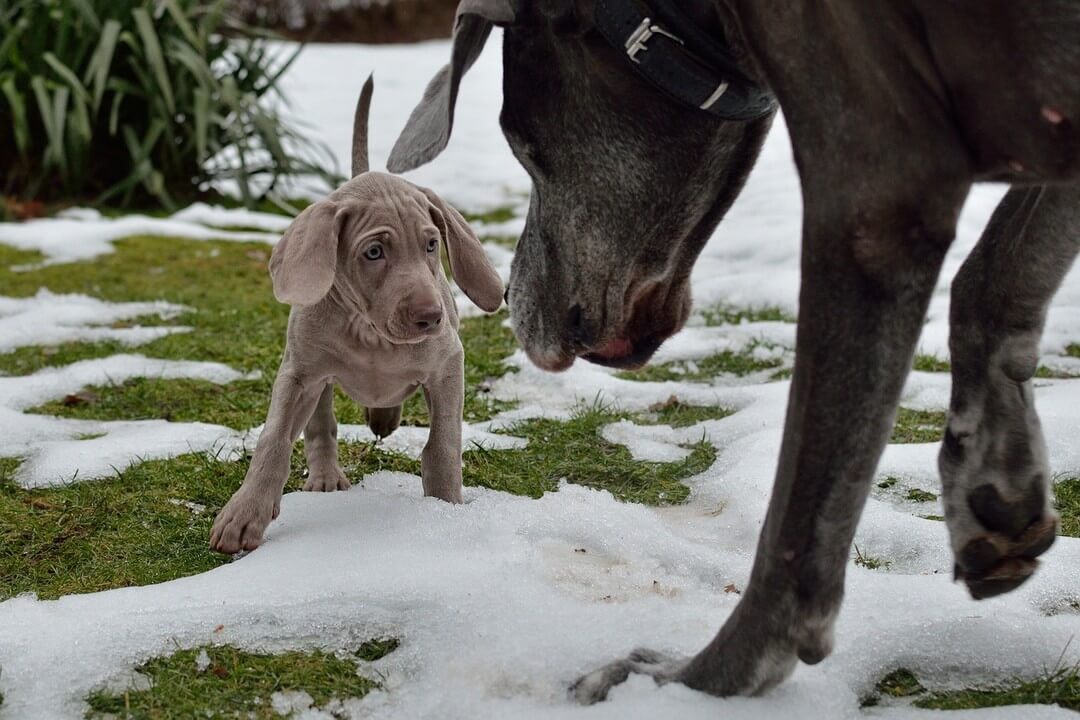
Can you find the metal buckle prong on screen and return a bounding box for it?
[624,17,683,64]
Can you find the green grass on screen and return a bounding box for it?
[862,665,1080,712]
[912,354,951,373]
[353,637,400,662]
[1056,476,1080,537]
[0,237,516,428]
[467,406,714,505]
[890,407,947,444]
[617,345,785,383]
[85,645,382,719]
[906,488,938,502]
[644,397,734,427]
[698,303,794,326]
[1,404,713,599]
[853,545,890,571]
[459,206,518,225]
[0,444,417,600]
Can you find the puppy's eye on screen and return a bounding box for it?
[426,237,438,253]
[364,245,383,261]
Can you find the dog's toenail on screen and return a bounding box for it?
[1041,106,1065,124]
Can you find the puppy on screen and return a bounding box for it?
[210,77,503,554]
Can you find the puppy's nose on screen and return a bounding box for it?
[412,304,443,331]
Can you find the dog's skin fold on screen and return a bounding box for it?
[210,76,503,555]
[390,0,1080,702]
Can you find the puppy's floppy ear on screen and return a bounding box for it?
[422,188,503,312]
[387,0,515,173]
[269,201,344,306]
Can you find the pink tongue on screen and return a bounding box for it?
[592,337,634,359]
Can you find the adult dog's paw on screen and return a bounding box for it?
[209,488,280,555]
[303,465,351,492]
[570,649,683,705]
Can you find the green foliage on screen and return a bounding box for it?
[85,645,381,718]
[0,0,340,208]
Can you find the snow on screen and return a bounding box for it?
[1,36,1080,720]
[0,289,190,355]
[0,207,280,267]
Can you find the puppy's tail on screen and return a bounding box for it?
[352,74,374,177]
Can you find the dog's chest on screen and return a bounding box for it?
[331,345,438,408]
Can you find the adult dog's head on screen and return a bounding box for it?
[389,0,772,370]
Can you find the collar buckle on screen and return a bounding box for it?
[624,17,683,64]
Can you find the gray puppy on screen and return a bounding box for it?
[210,77,503,555]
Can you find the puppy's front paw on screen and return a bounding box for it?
[209,488,279,555]
[303,466,351,492]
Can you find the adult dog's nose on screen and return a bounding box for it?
[412,304,443,331]
[566,303,597,350]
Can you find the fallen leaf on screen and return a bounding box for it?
[724,583,740,595]
[648,395,681,412]
[62,390,99,407]
[4,197,46,220]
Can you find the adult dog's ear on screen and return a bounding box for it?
[422,188,503,312]
[269,201,344,306]
[387,0,515,173]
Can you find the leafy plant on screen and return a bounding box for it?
[0,0,341,209]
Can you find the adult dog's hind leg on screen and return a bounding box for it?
[573,176,970,702]
[942,185,1080,599]
[303,383,350,492]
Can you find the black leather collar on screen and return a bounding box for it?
[594,0,776,121]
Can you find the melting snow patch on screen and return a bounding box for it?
[0,290,190,356]
[0,207,281,267]
[2,40,1080,720]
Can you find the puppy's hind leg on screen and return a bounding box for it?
[366,404,403,440]
[303,383,350,492]
[942,184,1080,599]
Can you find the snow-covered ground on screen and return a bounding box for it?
[1,37,1080,719]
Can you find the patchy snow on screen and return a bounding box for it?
[0,207,280,266]
[1,37,1080,720]
[0,289,190,356]
[0,354,256,488]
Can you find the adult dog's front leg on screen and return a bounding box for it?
[942,185,1080,599]
[210,371,323,553]
[420,354,465,503]
[574,182,970,702]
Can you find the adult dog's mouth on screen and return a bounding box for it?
[581,333,666,369]
[519,283,689,372]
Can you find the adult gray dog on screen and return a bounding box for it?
[387,0,1080,704]
[210,77,503,555]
